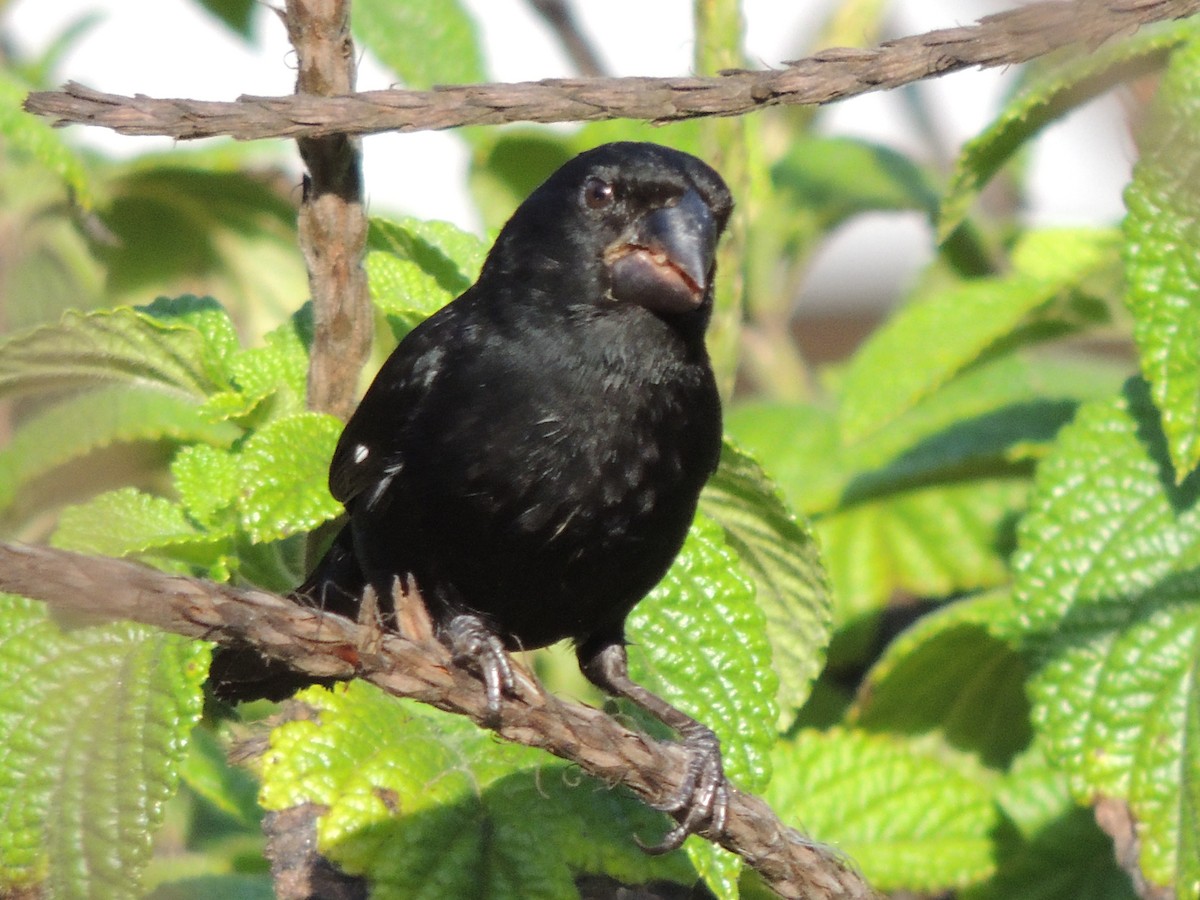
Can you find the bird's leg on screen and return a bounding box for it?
[577,636,728,854]
[444,613,516,727]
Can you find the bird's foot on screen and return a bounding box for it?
[445,614,516,727]
[639,721,728,855]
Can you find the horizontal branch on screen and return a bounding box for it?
[0,541,875,900]
[24,0,1199,142]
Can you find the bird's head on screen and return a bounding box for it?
[483,142,733,325]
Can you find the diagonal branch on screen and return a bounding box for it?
[23,0,1200,142]
[0,541,877,900]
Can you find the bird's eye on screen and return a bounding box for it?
[582,177,615,210]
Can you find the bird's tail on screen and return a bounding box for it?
[208,524,366,703]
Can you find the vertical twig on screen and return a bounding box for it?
[694,0,752,398]
[284,0,372,422]
[526,0,609,77]
[275,6,372,890]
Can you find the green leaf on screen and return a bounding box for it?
[820,477,1027,623]
[50,486,232,578]
[1124,35,1200,481]
[352,0,485,88]
[367,217,487,337]
[853,591,1031,768]
[628,515,777,793]
[235,412,343,543]
[938,19,1194,241]
[195,0,257,38]
[723,400,843,515]
[835,310,1080,452]
[687,843,742,900]
[0,299,236,403]
[368,217,488,284]
[729,354,1125,666]
[1013,378,1200,890]
[838,229,1117,443]
[259,684,693,898]
[0,71,93,207]
[728,353,1125,518]
[171,444,241,529]
[52,487,213,558]
[626,516,775,893]
[0,594,208,896]
[0,386,239,513]
[701,442,831,716]
[773,135,940,227]
[767,728,999,892]
[138,295,241,366]
[204,303,313,421]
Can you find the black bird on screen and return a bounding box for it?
[213,142,733,851]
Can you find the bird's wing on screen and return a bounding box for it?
[327,306,459,507]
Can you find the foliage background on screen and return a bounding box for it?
[0,1,1197,898]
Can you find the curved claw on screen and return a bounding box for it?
[445,614,515,726]
[638,721,728,855]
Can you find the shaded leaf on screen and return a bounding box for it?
[100,167,305,337]
[195,0,257,38]
[702,442,831,716]
[177,727,262,830]
[259,684,694,898]
[853,591,1030,768]
[468,130,577,231]
[963,741,1137,900]
[773,135,939,228]
[0,386,238,513]
[469,122,705,232]
[147,874,274,900]
[727,353,1125,518]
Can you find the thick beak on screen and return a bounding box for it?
[606,189,717,315]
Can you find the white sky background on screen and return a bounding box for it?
[6,0,1139,310]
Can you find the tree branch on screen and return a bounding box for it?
[0,541,875,900]
[23,0,1200,142]
[284,0,372,423]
